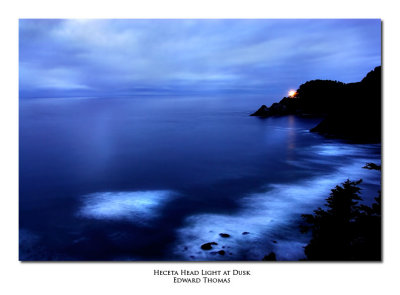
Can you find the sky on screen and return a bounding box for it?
[19,19,381,99]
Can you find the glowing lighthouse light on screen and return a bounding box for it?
[288,90,297,97]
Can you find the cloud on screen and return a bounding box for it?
[19,19,381,99]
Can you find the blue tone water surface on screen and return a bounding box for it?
[19,96,381,260]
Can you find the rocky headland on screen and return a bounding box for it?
[251,66,381,143]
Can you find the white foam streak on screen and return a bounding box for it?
[78,190,174,225]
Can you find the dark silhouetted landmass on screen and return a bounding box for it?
[300,164,381,261]
[251,66,381,142]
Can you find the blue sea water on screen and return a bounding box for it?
[19,95,381,261]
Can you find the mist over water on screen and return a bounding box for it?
[19,96,381,261]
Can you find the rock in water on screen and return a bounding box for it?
[262,252,277,261]
[201,242,218,250]
[219,233,230,238]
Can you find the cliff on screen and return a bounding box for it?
[251,66,381,143]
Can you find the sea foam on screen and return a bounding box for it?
[78,190,175,225]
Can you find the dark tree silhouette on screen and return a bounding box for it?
[301,166,381,261]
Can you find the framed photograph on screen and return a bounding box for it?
[19,19,381,262]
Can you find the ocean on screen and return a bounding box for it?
[19,95,381,261]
